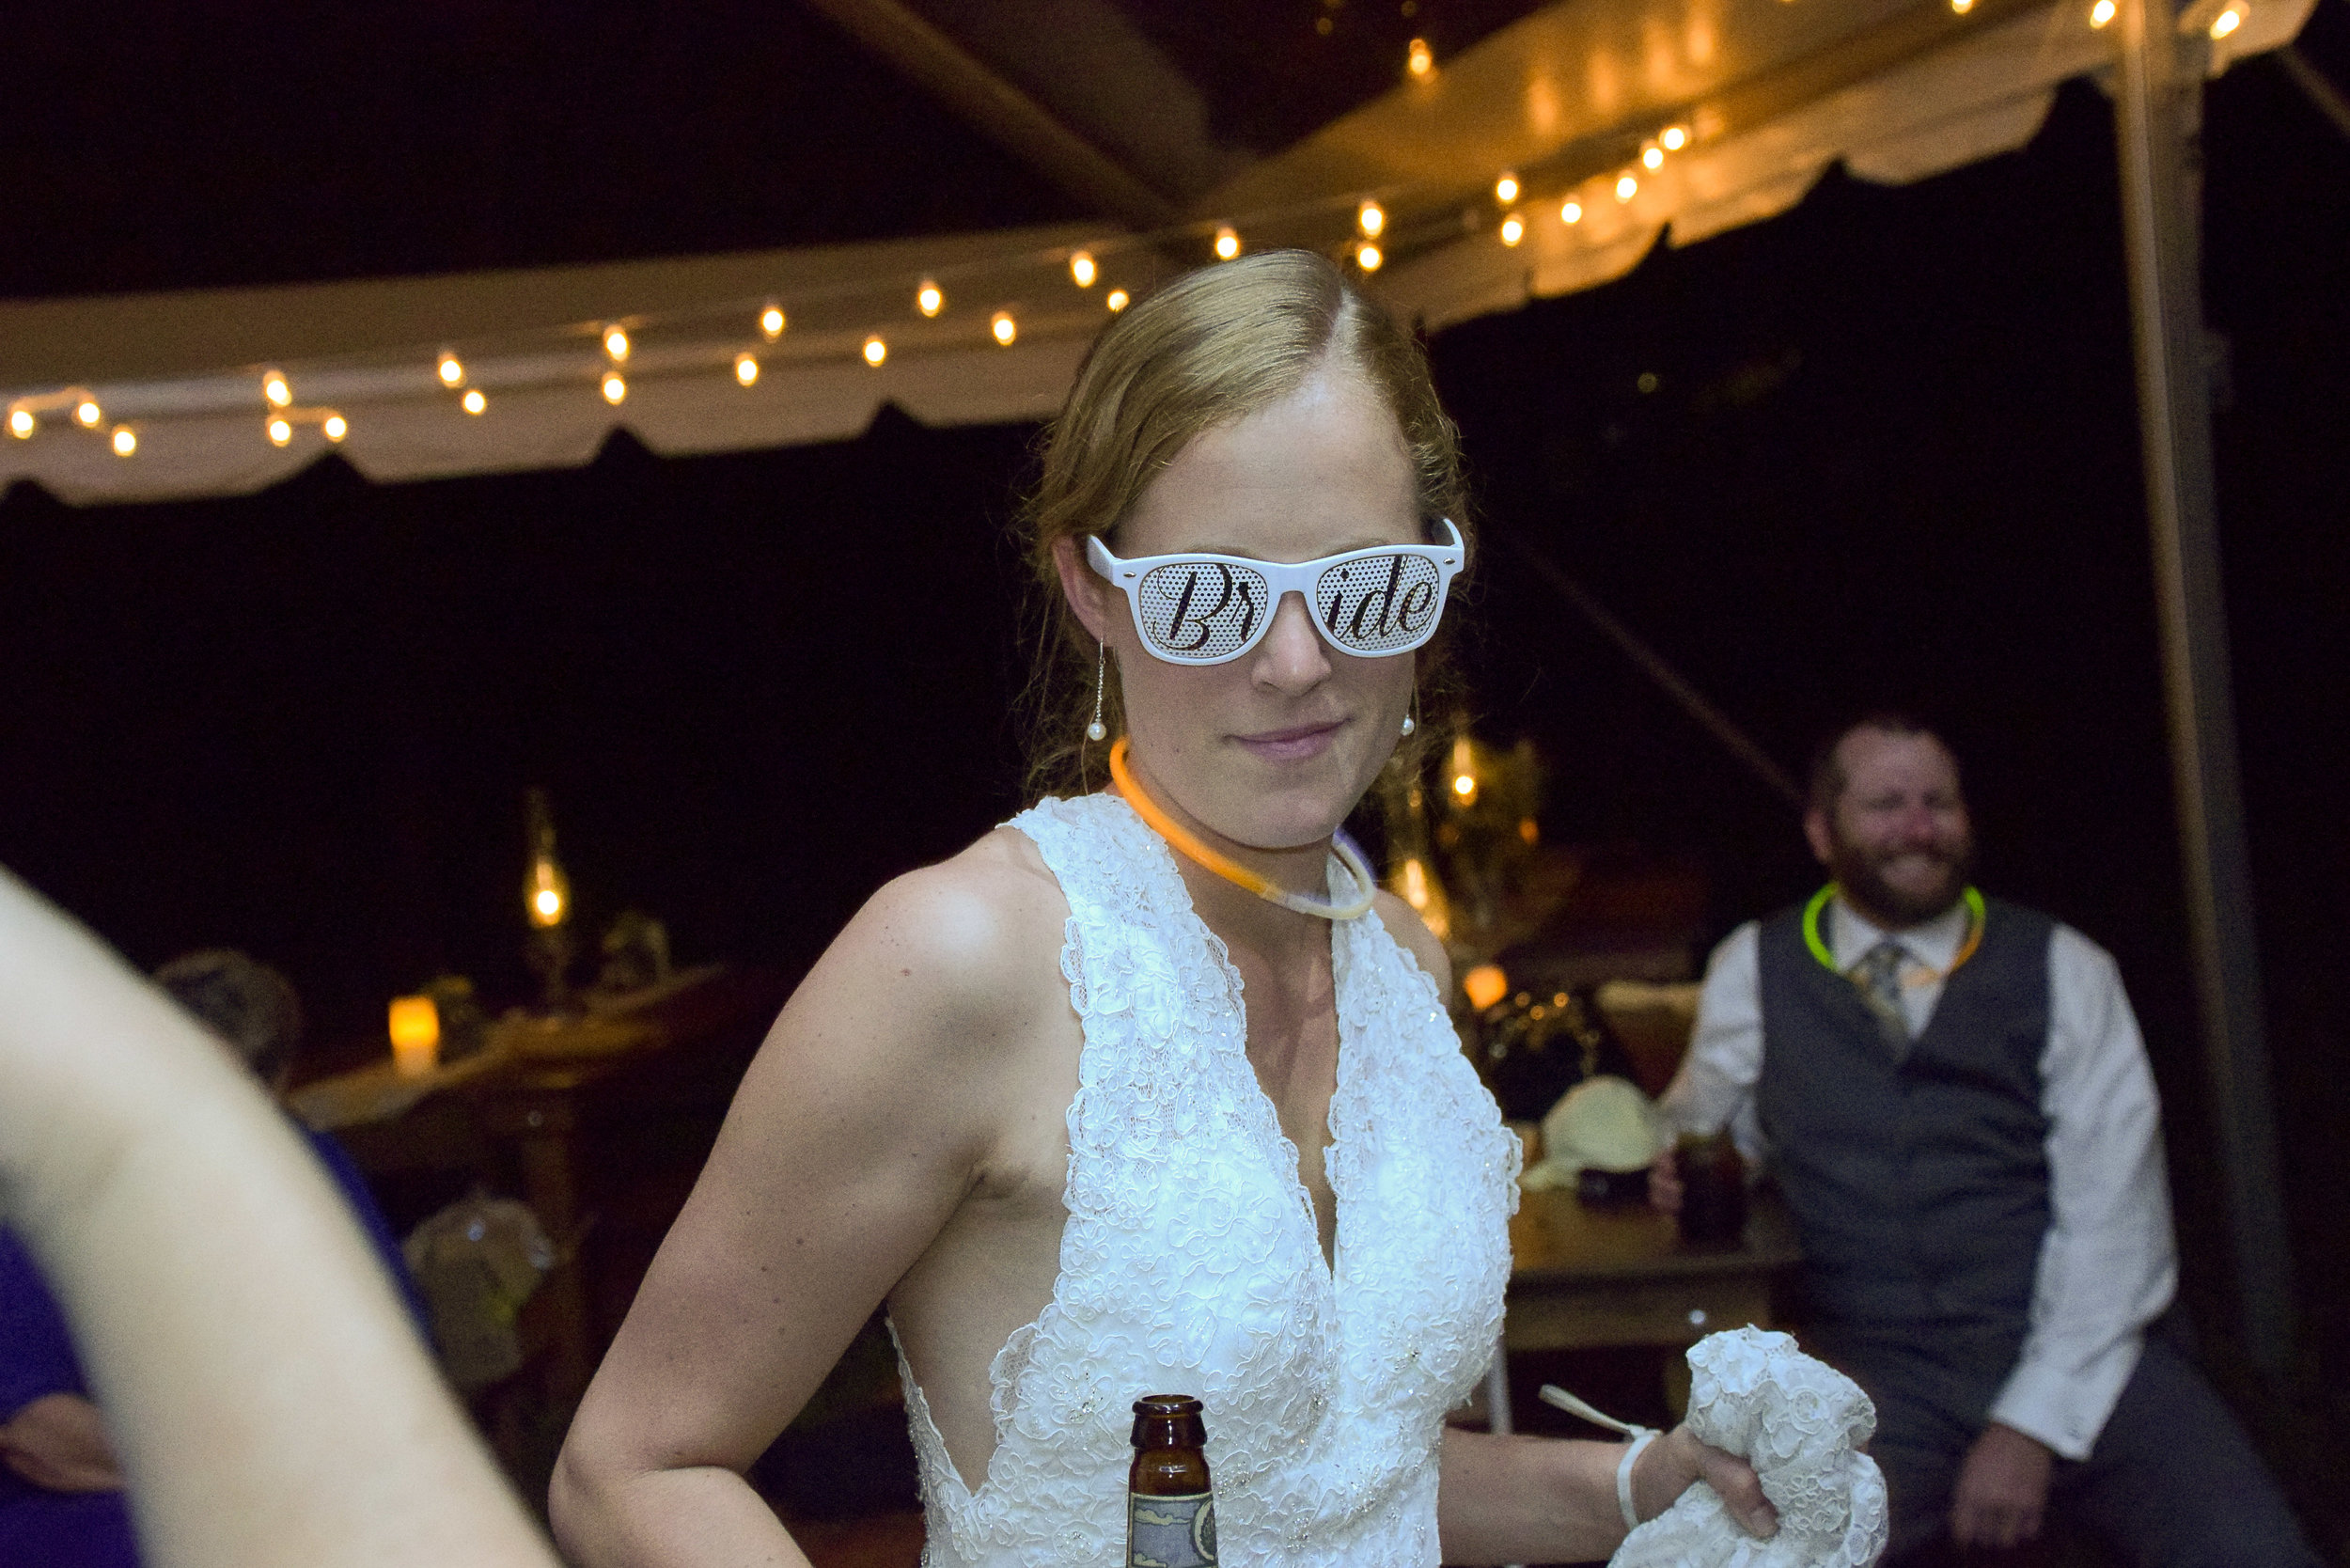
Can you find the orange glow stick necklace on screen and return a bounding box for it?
[1108,737,1376,920]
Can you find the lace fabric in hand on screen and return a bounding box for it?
[1614,1326,1888,1568]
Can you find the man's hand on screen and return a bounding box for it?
[1648,1147,1684,1214]
[1949,1422,2052,1550]
[0,1392,125,1493]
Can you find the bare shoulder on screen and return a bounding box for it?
[827,824,1066,1019]
[1373,888,1452,996]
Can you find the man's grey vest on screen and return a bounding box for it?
[1756,895,2055,1335]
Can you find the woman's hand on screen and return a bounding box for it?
[1630,1424,1778,1538]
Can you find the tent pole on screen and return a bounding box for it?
[2113,0,2293,1378]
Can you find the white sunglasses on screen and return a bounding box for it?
[1088,519,1464,666]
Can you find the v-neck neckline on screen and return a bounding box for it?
[1115,795,1353,1284]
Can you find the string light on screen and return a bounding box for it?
[601,370,627,404]
[7,409,32,439]
[760,304,786,339]
[1642,142,1665,170]
[1616,172,1639,201]
[1214,226,1242,260]
[74,400,102,428]
[1950,0,1974,11]
[436,353,464,386]
[111,426,136,457]
[991,310,1018,346]
[2209,4,2242,36]
[1405,37,1434,76]
[1357,241,1385,272]
[268,417,293,446]
[262,370,292,407]
[917,279,945,317]
[1494,172,1519,204]
[2090,0,2116,23]
[1498,212,1526,246]
[462,388,487,415]
[863,335,888,367]
[1560,198,1584,224]
[322,415,348,442]
[603,326,630,362]
[1105,288,1131,313]
[1661,124,1689,151]
[1357,199,1386,237]
[1069,250,1097,287]
[734,353,760,385]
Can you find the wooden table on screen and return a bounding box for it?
[1507,1184,1801,1354]
[290,964,789,1403]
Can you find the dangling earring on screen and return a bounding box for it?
[1400,688,1418,738]
[1087,641,1109,743]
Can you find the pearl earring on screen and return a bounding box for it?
[1400,691,1418,738]
[1087,641,1109,744]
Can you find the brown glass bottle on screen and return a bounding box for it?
[1127,1395,1217,1568]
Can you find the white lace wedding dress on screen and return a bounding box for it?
[892,792,1520,1567]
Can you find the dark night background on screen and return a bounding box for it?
[3,0,2345,1521]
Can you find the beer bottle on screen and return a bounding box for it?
[1127,1394,1217,1568]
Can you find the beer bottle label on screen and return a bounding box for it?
[1126,1489,1217,1568]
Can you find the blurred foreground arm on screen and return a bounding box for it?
[0,867,556,1568]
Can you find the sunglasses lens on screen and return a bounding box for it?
[1313,551,1446,653]
[1135,561,1272,661]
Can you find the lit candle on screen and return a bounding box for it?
[388,996,441,1078]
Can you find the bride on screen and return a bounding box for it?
[551,248,1776,1567]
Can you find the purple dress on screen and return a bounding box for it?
[0,1127,425,1567]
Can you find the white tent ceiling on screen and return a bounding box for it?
[0,0,2310,507]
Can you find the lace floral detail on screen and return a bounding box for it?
[893,793,1517,1568]
[1613,1326,1889,1568]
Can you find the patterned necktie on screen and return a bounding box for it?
[1849,939,1911,1056]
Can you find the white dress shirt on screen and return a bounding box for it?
[1660,896,2178,1460]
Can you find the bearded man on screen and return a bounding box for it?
[1653,714,2316,1566]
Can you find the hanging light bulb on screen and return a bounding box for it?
[760,304,786,339]
[916,279,945,317]
[1498,213,1525,246]
[1661,124,1689,151]
[1616,172,1639,201]
[436,352,464,386]
[734,353,760,385]
[2090,0,2116,23]
[111,426,137,457]
[262,370,292,407]
[267,417,294,447]
[7,408,33,439]
[1213,225,1242,260]
[74,400,102,428]
[462,388,488,415]
[863,335,888,367]
[991,310,1018,346]
[1950,0,1974,11]
[1494,172,1520,204]
[1642,142,1665,170]
[322,414,348,443]
[1069,250,1098,287]
[1405,36,1434,76]
[1105,288,1131,313]
[603,326,631,362]
[601,370,628,404]
[1560,198,1584,224]
[1357,199,1386,236]
[1357,241,1384,272]
[2209,4,2242,36]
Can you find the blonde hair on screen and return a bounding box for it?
[1018,249,1471,799]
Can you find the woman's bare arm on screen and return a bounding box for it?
[0,866,555,1568]
[1438,1424,1777,1564]
[551,837,1064,1568]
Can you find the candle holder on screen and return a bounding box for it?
[523,787,575,1011]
